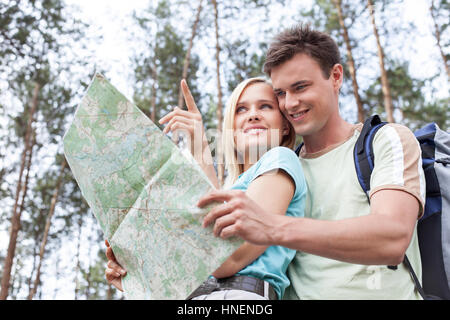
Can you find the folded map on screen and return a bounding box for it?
[63,73,241,299]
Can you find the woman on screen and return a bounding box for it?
[105,78,307,300]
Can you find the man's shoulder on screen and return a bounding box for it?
[373,122,418,149]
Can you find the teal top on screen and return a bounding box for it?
[231,146,306,299]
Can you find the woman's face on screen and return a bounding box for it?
[233,82,288,160]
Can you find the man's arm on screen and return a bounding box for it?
[211,170,295,278]
[276,189,419,265]
[200,188,420,266]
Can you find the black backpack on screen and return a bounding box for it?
[354,115,450,300]
[295,115,450,299]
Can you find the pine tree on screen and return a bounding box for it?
[332,0,365,122]
[0,0,87,299]
[429,0,450,80]
[367,0,394,122]
[211,0,225,186]
[177,0,204,109]
[132,0,201,126]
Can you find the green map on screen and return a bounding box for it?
[63,74,241,299]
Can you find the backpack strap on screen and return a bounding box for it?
[295,142,303,156]
[354,115,430,299]
[404,255,428,299]
[353,115,387,201]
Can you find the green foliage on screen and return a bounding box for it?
[403,97,450,132]
[361,59,449,131]
[0,0,93,300]
[0,0,448,300]
[132,0,201,126]
[224,40,268,92]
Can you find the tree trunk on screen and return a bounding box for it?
[367,0,394,123]
[106,283,113,300]
[212,0,224,186]
[19,130,36,296]
[333,0,365,123]
[178,0,203,108]
[150,33,158,123]
[0,81,40,300]
[74,213,83,300]
[150,64,157,123]
[27,159,67,300]
[430,0,450,81]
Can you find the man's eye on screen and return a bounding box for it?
[275,91,285,97]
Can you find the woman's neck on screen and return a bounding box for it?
[240,148,263,172]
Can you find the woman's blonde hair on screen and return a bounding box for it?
[221,77,296,188]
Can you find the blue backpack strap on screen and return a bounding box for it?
[354,116,403,270]
[353,115,387,201]
[355,115,431,299]
[415,123,442,220]
[295,142,304,156]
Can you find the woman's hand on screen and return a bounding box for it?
[159,79,206,156]
[160,79,219,188]
[104,239,126,292]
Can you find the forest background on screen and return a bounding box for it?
[0,0,448,300]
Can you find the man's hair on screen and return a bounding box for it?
[263,24,341,78]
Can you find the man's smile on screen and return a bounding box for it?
[289,109,309,121]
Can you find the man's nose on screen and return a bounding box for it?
[285,92,298,111]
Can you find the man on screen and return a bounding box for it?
[106,24,425,299]
[199,24,425,299]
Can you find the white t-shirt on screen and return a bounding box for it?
[284,123,425,300]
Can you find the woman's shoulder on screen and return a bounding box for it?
[256,147,306,197]
[259,146,300,166]
[253,147,303,178]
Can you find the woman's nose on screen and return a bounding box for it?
[247,108,261,121]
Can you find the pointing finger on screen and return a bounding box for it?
[181,79,199,113]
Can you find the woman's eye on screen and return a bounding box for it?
[261,104,272,109]
[236,106,246,113]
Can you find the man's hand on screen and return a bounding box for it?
[199,189,282,245]
[104,240,126,292]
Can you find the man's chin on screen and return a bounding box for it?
[292,124,311,137]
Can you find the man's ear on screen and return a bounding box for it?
[331,64,343,92]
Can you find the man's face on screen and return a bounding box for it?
[270,53,342,138]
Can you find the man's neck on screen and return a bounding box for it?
[302,117,355,155]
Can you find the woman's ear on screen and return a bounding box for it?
[282,122,290,136]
